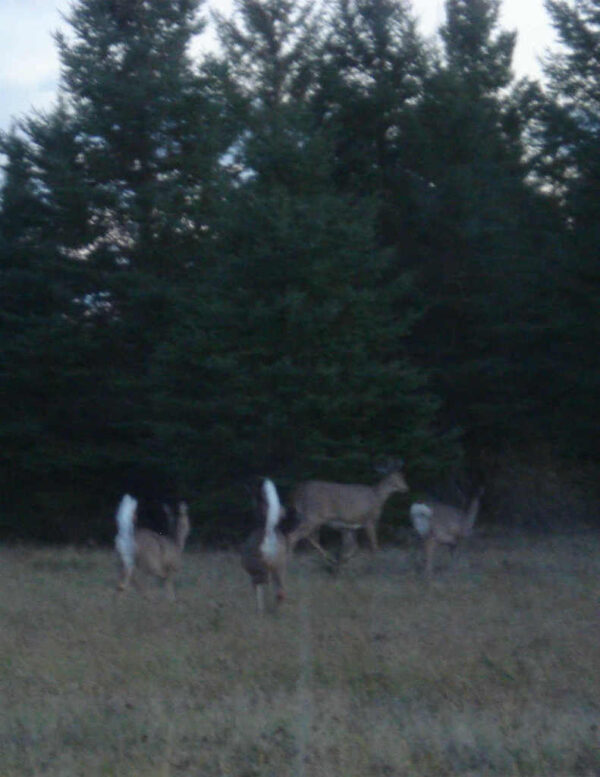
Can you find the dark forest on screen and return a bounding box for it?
[1,0,598,543]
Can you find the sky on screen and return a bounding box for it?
[0,0,557,135]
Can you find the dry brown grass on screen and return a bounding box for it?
[1,532,599,776]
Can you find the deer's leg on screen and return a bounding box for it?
[164,575,176,602]
[255,584,266,615]
[449,540,469,573]
[340,530,358,563]
[271,567,286,605]
[307,531,337,565]
[132,571,153,599]
[447,541,457,570]
[290,519,337,565]
[287,517,315,553]
[364,522,379,552]
[117,563,134,593]
[424,536,436,577]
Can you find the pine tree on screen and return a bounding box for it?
[0,115,103,540]
[213,0,322,189]
[0,0,228,540]
[536,0,600,458]
[316,0,429,248]
[55,0,215,271]
[148,0,456,540]
[402,0,566,449]
[441,0,515,93]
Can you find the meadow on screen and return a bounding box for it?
[1,531,599,776]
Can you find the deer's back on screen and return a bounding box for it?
[135,529,181,575]
[293,480,377,521]
[428,502,471,541]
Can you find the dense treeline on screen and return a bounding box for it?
[1,0,598,543]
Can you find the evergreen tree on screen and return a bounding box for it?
[536,0,600,458]
[441,0,515,92]
[0,0,228,540]
[148,0,456,540]
[55,0,214,271]
[417,0,522,273]
[403,0,566,449]
[316,0,430,248]
[213,0,322,188]
[0,115,105,540]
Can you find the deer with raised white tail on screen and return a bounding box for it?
[241,477,288,615]
[410,486,484,576]
[114,494,191,600]
[287,460,409,561]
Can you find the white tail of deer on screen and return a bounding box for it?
[114,494,191,600]
[241,477,288,614]
[287,460,409,560]
[410,487,484,576]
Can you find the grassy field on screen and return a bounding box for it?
[1,531,599,776]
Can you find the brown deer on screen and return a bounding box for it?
[287,460,409,561]
[115,494,191,600]
[241,477,288,614]
[410,487,484,576]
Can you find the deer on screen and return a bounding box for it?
[410,486,484,577]
[114,494,191,600]
[241,477,288,615]
[287,460,409,562]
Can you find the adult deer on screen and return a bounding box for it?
[115,494,191,600]
[410,486,484,576]
[241,477,289,614]
[287,460,409,560]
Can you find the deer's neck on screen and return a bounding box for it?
[377,475,399,502]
